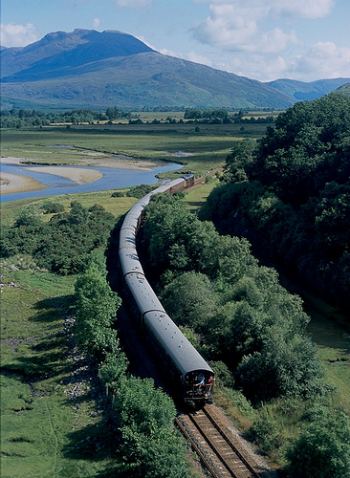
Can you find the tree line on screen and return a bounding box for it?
[184,108,275,124]
[202,93,350,313]
[0,107,130,128]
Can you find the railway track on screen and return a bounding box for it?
[176,405,269,478]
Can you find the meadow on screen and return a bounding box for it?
[0,191,139,478]
[0,264,114,478]
[1,122,267,177]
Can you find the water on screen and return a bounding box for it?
[0,162,182,203]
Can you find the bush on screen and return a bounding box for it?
[41,201,64,214]
[126,184,155,199]
[161,271,218,330]
[1,202,115,275]
[111,191,125,198]
[248,409,284,454]
[115,377,190,478]
[74,263,121,358]
[287,406,350,478]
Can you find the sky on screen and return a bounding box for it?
[1,0,350,82]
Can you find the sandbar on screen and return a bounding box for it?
[27,166,103,184]
[1,155,159,170]
[0,172,46,194]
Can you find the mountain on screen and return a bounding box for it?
[1,29,347,110]
[1,29,153,80]
[335,82,350,97]
[0,29,293,109]
[266,78,350,101]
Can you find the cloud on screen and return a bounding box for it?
[116,0,152,7]
[195,0,334,19]
[92,17,101,29]
[293,42,350,80]
[193,2,297,53]
[200,41,350,82]
[271,0,334,19]
[0,23,39,47]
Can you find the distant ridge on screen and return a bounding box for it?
[1,29,349,109]
[335,82,350,96]
[266,77,350,101]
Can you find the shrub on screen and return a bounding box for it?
[287,406,350,478]
[41,201,64,214]
[248,409,284,454]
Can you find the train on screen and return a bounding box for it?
[118,175,214,406]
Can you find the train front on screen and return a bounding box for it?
[183,370,214,405]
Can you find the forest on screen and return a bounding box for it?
[201,93,350,314]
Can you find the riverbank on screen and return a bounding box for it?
[0,172,46,194]
[1,154,160,171]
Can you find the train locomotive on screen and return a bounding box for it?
[118,175,214,406]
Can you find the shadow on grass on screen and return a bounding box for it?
[63,419,117,461]
[1,294,75,382]
[30,295,75,323]
[187,200,205,208]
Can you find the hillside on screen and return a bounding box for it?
[336,82,350,96]
[267,77,350,101]
[1,29,292,109]
[1,29,348,109]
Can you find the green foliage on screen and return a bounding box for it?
[161,271,218,329]
[126,184,155,199]
[115,377,190,478]
[142,195,324,402]
[41,200,65,214]
[287,406,350,477]
[74,263,121,357]
[98,351,128,396]
[203,94,350,311]
[224,140,254,182]
[0,106,129,127]
[1,202,115,275]
[111,191,125,198]
[236,328,325,401]
[210,361,235,388]
[248,408,284,454]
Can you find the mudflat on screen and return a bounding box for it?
[26,166,103,184]
[0,172,46,194]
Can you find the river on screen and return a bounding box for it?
[0,162,182,203]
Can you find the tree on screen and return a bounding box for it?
[287,407,350,478]
[115,377,190,478]
[74,264,121,357]
[161,271,218,330]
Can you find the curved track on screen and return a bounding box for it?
[176,405,269,478]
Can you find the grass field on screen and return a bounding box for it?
[1,190,136,228]
[1,122,267,177]
[307,299,350,414]
[0,192,140,478]
[0,263,121,478]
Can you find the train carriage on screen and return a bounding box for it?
[118,176,214,405]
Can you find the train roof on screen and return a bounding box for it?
[119,178,187,277]
[125,272,165,316]
[143,310,213,376]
